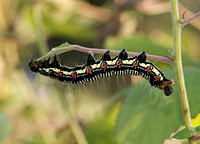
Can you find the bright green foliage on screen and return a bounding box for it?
[172,128,192,139]
[115,68,200,144]
[172,125,200,140]
[195,126,200,133]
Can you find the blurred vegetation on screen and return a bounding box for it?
[0,0,200,144]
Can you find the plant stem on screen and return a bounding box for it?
[58,87,88,144]
[170,0,195,143]
[33,3,48,56]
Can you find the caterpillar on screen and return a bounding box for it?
[29,49,173,96]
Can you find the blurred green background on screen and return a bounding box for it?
[0,0,200,144]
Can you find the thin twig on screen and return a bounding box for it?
[181,11,200,28]
[181,7,188,20]
[37,44,173,64]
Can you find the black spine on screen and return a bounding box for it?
[119,49,128,60]
[87,54,96,65]
[137,51,146,63]
[102,51,111,61]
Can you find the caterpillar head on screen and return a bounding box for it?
[158,80,174,96]
[29,56,59,73]
[29,59,41,72]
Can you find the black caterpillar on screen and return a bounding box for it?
[29,49,173,96]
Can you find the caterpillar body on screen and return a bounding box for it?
[29,49,173,96]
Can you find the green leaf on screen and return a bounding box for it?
[172,125,200,140]
[172,128,192,139]
[195,126,200,134]
[37,41,71,60]
[0,114,10,142]
[56,41,71,48]
[115,68,200,144]
[85,105,118,144]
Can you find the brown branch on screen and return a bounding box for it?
[37,44,174,64]
[181,11,200,28]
